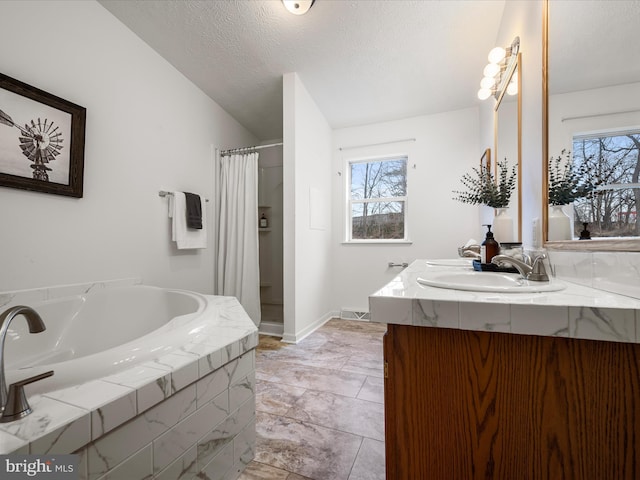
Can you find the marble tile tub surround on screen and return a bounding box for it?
[549,250,640,300]
[0,278,259,480]
[369,260,640,344]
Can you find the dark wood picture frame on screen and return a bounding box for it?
[0,73,86,198]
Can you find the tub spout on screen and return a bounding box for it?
[0,306,46,414]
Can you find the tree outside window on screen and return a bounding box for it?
[572,131,640,237]
[349,157,407,240]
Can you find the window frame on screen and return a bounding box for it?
[345,154,409,244]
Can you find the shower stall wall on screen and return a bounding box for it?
[257,146,284,335]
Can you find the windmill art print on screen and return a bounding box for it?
[0,73,86,197]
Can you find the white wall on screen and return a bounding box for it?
[282,73,334,342]
[549,82,640,156]
[331,109,481,312]
[0,1,256,293]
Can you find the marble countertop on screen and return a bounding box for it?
[369,259,640,344]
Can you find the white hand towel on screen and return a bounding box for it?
[171,191,207,249]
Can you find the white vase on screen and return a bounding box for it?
[548,205,572,241]
[492,208,514,243]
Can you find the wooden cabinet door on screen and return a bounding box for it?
[383,324,640,479]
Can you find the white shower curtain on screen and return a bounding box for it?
[216,152,261,326]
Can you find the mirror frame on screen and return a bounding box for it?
[542,0,640,251]
[494,52,522,242]
[542,0,549,243]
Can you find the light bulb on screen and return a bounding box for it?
[483,63,500,78]
[507,82,518,96]
[282,0,315,15]
[488,47,506,64]
[480,76,495,89]
[477,88,492,100]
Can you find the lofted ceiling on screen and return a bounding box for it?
[99,0,506,141]
[548,0,640,95]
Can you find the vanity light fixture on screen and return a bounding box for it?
[282,0,315,15]
[477,37,520,101]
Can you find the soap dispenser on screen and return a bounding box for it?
[481,224,500,264]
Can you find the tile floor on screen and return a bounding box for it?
[238,318,387,480]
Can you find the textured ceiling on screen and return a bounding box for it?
[549,1,640,95]
[99,0,506,140]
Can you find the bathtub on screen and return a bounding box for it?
[6,285,220,394]
[0,280,258,478]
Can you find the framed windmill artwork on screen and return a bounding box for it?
[0,73,86,197]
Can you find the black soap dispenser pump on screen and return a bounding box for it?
[481,224,500,264]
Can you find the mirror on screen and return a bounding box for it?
[544,0,640,245]
[494,53,522,242]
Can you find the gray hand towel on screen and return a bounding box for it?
[184,192,202,229]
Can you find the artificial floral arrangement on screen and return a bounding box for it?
[548,149,595,205]
[453,159,517,208]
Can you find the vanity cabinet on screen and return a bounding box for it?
[383,324,640,479]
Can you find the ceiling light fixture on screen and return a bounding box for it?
[282,0,315,15]
[477,37,520,101]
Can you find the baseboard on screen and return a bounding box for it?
[258,321,284,337]
[281,310,339,344]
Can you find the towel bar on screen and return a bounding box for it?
[388,262,409,268]
[159,191,209,202]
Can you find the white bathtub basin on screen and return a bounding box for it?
[2,285,235,394]
[417,271,566,293]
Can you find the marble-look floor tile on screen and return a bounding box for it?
[256,381,306,416]
[260,359,366,398]
[356,376,384,404]
[348,438,385,480]
[253,320,386,480]
[341,353,383,378]
[285,391,384,441]
[259,347,350,370]
[258,336,289,352]
[238,461,312,479]
[322,319,387,336]
[310,330,383,354]
[255,412,362,480]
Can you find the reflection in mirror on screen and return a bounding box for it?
[545,0,640,242]
[477,37,522,243]
[480,148,491,171]
[494,54,521,242]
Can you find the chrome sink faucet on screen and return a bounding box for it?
[0,306,53,422]
[491,253,550,282]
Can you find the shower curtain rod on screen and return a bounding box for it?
[220,142,283,156]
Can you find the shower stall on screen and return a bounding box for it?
[216,141,283,335]
[257,145,284,336]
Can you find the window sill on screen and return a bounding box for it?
[342,240,413,245]
[545,238,640,252]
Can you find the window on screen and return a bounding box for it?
[572,130,640,237]
[347,156,408,241]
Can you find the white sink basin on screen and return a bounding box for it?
[425,258,474,267]
[417,271,566,293]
